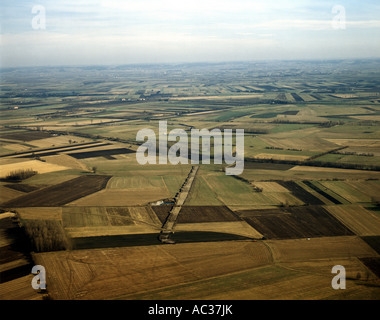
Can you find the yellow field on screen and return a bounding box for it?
[345,180,380,199]
[325,205,380,236]
[31,236,380,300]
[15,207,62,220]
[253,181,305,206]
[65,225,160,238]
[0,160,69,178]
[60,206,162,238]
[0,211,16,220]
[324,138,380,148]
[280,258,379,282]
[0,275,43,300]
[289,165,380,174]
[184,110,221,116]
[32,241,272,300]
[264,192,304,206]
[0,158,29,165]
[43,154,89,171]
[250,181,310,205]
[0,257,30,274]
[65,142,130,155]
[0,143,31,153]
[175,221,263,239]
[27,135,92,148]
[170,94,263,100]
[254,181,291,193]
[23,119,119,128]
[80,204,161,227]
[266,236,378,262]
[204,261,380,300]
[254,153,309,161]
[0,186,24,203]
[68,188,170,206]
[318,181,370,203]
[331,94,358,98]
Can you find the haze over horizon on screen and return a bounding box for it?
[1,0,380,67]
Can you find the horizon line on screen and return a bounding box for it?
[2,57,380,70]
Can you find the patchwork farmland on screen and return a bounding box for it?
[1,61,380,300]
[1,175,111,207]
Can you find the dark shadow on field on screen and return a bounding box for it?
[360,236,380,254]
[0,217,34,283]
[71,231,253,250]
[358,257,380,278]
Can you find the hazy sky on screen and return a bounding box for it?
[1,0,380,67]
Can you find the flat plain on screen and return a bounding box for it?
[1,60,380,300]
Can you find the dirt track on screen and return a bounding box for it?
[160,166,199,241]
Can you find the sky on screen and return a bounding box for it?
[1,0,380,67]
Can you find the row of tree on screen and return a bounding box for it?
[5,169,37,181]
[22,219,71,252]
